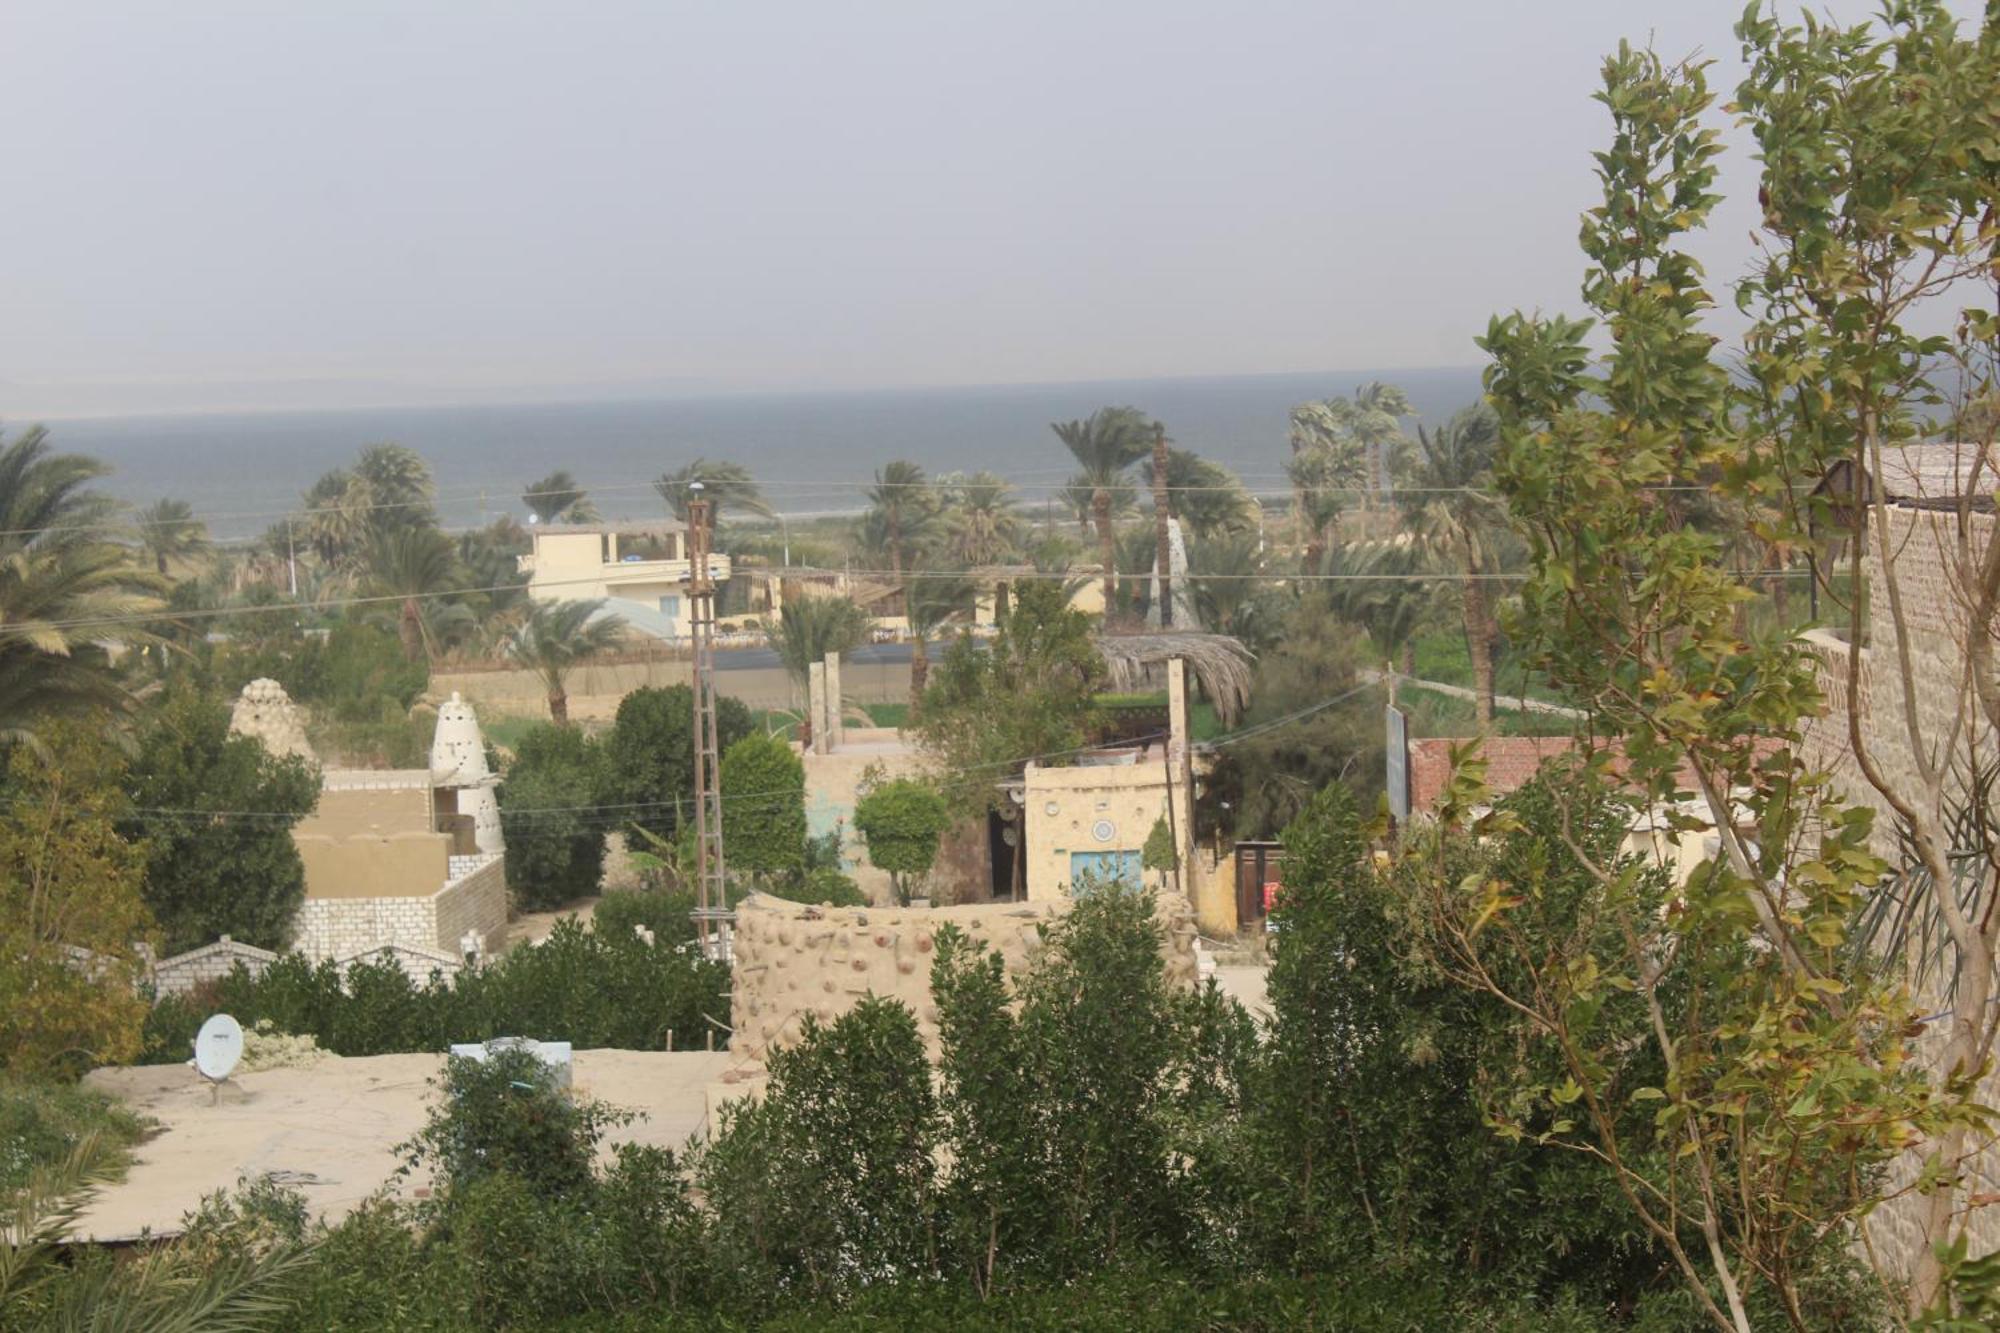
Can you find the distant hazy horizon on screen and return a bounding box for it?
[50,364,1488,538]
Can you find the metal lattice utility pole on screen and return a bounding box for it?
[686,486,730,958]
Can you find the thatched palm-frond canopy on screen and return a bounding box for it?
[1095,631,1254,726]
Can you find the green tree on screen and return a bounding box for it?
[1285,402,1367,571]
[761,595,868,747]
[904,570,973,711]
[498,724,607,911]
[937,471,1022,566]
[654,458,772,528]
[135,498,211,578]
[352,443,438,535]
[507,599,627,725]
[0,428,164,745]
[1397,403,1506,723]
[1464,21,1997,1327]
[864,461,938,616]
[1051,407,1152,611]
[124,687,320,954]
[917,580,1103,896]
[601,684,753,844]
[360,526,461,663]
[0,725,154,1075]
[521,471,597,525]
[852,778,949,904]
[1165,449,1258,542]
[719,733,806,875]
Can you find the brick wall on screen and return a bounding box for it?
[149,937,280,997]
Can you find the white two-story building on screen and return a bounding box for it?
[517,520,731,640]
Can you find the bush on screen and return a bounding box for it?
[757,867,865,908]
[500,723,608,910]
[0,1074,148,1194]
[718,734,806,874]
[601,686,753,844]
[592,888,698,946]
[852,778,949,905]
[139,919,728,1063]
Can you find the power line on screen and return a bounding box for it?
[0,563,1813,640]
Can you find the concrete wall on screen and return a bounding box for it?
[1022,757,1177,902]
[727,891,1201,1064]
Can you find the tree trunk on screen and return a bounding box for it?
[549,685,569,726]
[1093,488,1116,613]
[1462,571,1494,727]
[909,633,929,713]
[399,597,424,663]
[1152,425,1172,628]
[889,524,904,619]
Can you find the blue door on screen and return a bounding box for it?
[1068,850,1142,896]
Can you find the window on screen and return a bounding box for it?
[658,594,682,619]
[1068,850,1142,896]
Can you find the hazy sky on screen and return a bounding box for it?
[1,1,1979,418]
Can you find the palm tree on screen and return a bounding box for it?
[521,471,597,525]
[1287,400,1367,564]
[864,461,937,616]
[762,595,869,747]
[0,428,164,744]
[655,459,773,529]
[1149,423,1173,627]
[508,598,626,724]
[354,442,438,533]
[1168,450,1258,541]
[360,526,460,662]
[1322,541,1437,701]
[938,471,1022,565]
[135,498,210,577]
[906,571,975,712]
[1398,403,1506,723]
[1190,532,1267,643]
[1353,380,1414,496]
[298,468,367,569]
[1050,407,1152,611]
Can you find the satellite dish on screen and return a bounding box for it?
[194,1014,244,1083]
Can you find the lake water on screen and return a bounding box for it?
[41,366,1485,538]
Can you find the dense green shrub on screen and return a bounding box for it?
[122,685,320,953]
[500,723,608,910]
[592,888,698,946]
[0,1074,147,1193]
[718,734,806,874]
[851,778,948,904]
[600,686,753,843]
[757,867,865,907]
[140,919,727,1062]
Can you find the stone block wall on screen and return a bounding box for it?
[294,894,440,961]
[1800,503,2000,1280]
[294,853,507,961]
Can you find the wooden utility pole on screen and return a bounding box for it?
[686,486,730,958]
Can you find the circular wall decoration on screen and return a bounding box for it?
[1090,819,1116,844]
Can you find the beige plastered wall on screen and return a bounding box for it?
[726,890,1202,1066]
[293,778,449,901]
[1021,761,1175,902]
[799,731,929,905]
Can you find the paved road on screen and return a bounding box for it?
[714,642,914,671]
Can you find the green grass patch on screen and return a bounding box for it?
[0,1075,149,1193]
[864,702,908,729]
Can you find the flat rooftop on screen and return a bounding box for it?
[75,1048,739,1241]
